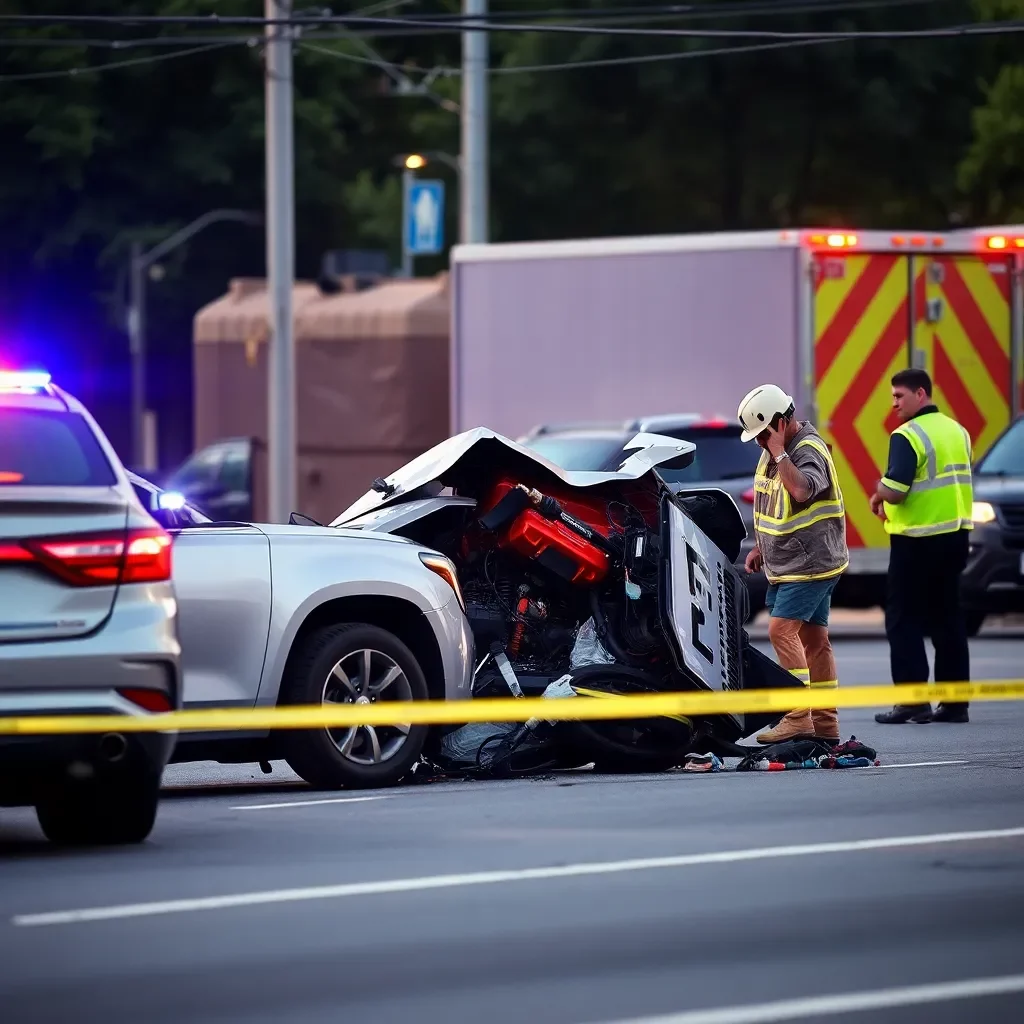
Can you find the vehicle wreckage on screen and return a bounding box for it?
[333,427,804,776]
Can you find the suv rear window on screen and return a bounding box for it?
[0,409,117,486]
[658,427,761,484]
[523,435,626,472]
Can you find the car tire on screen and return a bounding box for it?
[35,771,160,846]
[279,623,429,790]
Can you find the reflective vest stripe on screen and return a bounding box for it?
[753,438,845,536]
[766,560,849,584]
[896,518,974,538]
[881,476,911,494]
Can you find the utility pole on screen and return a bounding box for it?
[128,241,147,471]
[401,164,414,277]
[461,0,488,244]
[265,0,296,522]
[126,210,261,474]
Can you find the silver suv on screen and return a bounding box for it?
[0,372,181,845]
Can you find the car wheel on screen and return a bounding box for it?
[35,771,160,846]
[279,623,429,790]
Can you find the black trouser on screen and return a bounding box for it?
[885,529,970,709]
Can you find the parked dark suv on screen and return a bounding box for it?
[961,414,1024,634]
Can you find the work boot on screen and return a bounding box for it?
[756,709,816,744]
[811,708,840,742]
[926,703,970,723]
[874,703,932,724]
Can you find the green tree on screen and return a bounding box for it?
[958,0,1024,222]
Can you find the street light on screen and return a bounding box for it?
[400,151,460,178]
[127,209,262,472]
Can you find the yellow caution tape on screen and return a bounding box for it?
[1,680,1023,735]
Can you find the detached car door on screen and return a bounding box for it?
[169,525,272,708]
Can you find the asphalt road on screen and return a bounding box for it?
[1,635,1023,1024]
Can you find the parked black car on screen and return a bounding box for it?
[961,415,1024,634]
[163,437,254,522]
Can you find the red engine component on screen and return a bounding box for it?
[476,477,628,586]
[505,507,610,585]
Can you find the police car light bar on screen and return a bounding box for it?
[0,371,52,391]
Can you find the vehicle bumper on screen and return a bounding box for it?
[961,525,1024,613]
[0,587,180,805]
[0,691,176,806]
[424,590,475,701]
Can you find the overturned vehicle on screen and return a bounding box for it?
[332,428,801,776]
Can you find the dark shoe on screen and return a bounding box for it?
[874,704,932,724]
[927,703,970,723]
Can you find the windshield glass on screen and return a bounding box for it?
[977,418,1024,476]
[0,408,116,486]
[523,435,626,471]
[657,428,761,484]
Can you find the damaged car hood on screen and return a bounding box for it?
[331,426,696,526]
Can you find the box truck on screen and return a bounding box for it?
[450,227,1024,600]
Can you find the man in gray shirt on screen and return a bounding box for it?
[738,384,849,744]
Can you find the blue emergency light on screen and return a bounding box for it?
[157,491,187,511]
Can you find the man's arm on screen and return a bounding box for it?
[776,453,815,503]
[871,433,916,512]
[764,424,828,504]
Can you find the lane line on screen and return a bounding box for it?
[13,825,1024,927]
[878,760,968,769]
[598,973,1024,1024]
[230,795,395,811]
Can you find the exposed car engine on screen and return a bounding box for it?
[414,473,673,697]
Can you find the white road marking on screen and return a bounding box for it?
[599,973,1024,1024]
[13,825,1024,927]
[878,760,968,769]
[230,795,395,811]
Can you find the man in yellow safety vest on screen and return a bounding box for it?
[738,384,849,744]
[870,367,974,725]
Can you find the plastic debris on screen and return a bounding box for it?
[570,617,616,668]
[682,752,723,773]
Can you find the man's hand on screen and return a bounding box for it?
[870,492,887,519]
[745,547,764,574]
[764,422,787,459]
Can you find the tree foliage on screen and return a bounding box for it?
[0,0,1017,465]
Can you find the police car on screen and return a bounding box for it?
[0,371,181,845]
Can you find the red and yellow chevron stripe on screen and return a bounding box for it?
[813,251,1012,550]
[814,253,910,548]
[912,255,1012,463]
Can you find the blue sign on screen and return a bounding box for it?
[405,179,445,256]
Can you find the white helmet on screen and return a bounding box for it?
[737,384,795,442]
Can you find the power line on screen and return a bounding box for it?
[488,35,852,74]
[0,0,958,29]
[0,35,258,49]
[2,17,1014,52]
[237,14,1024,41]
[0,41,238,83]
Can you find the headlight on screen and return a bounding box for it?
[419,552,466,613]
[972,501,996,524]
